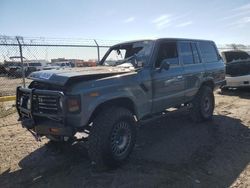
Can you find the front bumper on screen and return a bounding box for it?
[16,86,74,137]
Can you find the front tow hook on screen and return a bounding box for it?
[27,129,41,142]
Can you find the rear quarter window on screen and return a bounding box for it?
[199,41,219,63]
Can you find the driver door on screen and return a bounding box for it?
[152,41,185,113]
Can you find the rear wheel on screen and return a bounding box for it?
[190,86,215,122]
[88,107,136,168]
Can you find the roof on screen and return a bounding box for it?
[221,50,247,53]
[114,38,214,46]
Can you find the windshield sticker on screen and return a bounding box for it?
[39,72,53,79]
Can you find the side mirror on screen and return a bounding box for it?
[131,54,144,68]
[159,60,170,72]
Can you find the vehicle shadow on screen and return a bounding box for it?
[1,111,250,188]
[219,88,250,99]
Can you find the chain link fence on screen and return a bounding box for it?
[0,36,120,126]
[0,35,250,126]
[0,36,121,97]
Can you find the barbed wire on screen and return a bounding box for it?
[1,35,250,51]
[0,35,122,47]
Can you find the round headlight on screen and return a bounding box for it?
[59,97,63,109]
[27,98,31,110]
[20,97,23,106]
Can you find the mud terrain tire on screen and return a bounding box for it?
[88,107,136,168]
[190,86,215,122]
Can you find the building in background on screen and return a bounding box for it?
[51,58,96,67]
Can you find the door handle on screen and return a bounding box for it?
[177,75,183,80]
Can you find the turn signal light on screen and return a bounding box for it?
[67,96,81,113]
[49,128,60,133]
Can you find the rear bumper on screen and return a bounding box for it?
[225,75,250,88]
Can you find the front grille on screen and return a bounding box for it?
[35,95,60,114]
[17,87,64,119]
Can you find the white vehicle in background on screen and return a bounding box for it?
[42,65,60,70]
[52,61,72,68]
[24,60,50,71]
[221,50,250,90]
[4,57,48,77]
[43,61,72,70]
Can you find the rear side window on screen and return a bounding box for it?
[199,41,218,63]
[191,43,200,63]
[179,42,194,65]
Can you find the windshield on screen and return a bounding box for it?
[223,51,250,63]
[101,40,154,68]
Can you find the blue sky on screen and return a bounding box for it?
[1,0,250,44]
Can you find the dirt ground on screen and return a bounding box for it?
[0,89,250,188]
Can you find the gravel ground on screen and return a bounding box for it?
[0,89,250,188]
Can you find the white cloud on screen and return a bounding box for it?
[176,21,193,27]
[219,3,250,29]
[219,4,250,21]
[219,10,250,21]
[152,14,193,30]
[235,16,250,25]
[152,15,170,23]
[233,3,250,11]
[124,17,135,23]
[228,16,250,27]
[220,3,250,21]
[152,14,172,29]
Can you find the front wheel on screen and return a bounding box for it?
[88,107,136,168]
[190,86,215,122]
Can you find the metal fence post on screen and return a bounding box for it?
[16,36,26,87]
[94,39,100,63]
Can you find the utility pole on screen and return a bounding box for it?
[94,39,100,63]
[16,36,26,87]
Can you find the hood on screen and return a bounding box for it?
[28,66,135,86]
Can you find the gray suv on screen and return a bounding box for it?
[16,38,225,168]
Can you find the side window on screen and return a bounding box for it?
[191,43,200,63]
[155,42,179,68]
[199,41,219,63]
[179,42,194,65]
